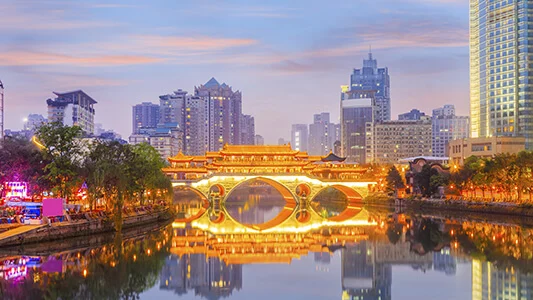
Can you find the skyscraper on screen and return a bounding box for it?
[46,90,96,134]
[431,104,469,157]
[132,102,160,134]
[470,0,533,149]
[350,52,391,122]
[159,89,187,125]
[308,112,336,155]
[194,78,242,152]
[291,124,308,151]
[241,114,255,145]
[341,90,374,163]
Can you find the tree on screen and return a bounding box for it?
[36,122,84,199]
[0,137,49,198]
[130,143,167,205]
[386,166,405,195]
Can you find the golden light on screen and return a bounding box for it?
[83,269,88,277]
[133,254,137,261]
[147,249,151,255]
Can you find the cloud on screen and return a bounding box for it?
[132,35,258,51]
[0,51,164,67]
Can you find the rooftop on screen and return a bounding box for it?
[53,90,97,104]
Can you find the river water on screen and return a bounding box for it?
[1,184,532,300]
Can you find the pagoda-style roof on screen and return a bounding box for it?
[219,144,299,155]
[168,151,194,163]
[321,152,346,162]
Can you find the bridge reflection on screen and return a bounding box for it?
[173,182,372,233]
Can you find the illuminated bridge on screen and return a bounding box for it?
[164,144,378,232]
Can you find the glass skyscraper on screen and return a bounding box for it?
[470,0,533,149]
[350,52,391,122]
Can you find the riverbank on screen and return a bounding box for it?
[0,206,173,247]
[365,195,533,220]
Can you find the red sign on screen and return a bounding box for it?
[43,198,63,217]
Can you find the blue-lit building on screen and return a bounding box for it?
[350,52,391,122]
[470,0,533,150]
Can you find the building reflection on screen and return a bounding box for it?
[159,254,242,299]
[472,260,533,300]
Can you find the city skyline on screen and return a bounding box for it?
[0,0,469,143]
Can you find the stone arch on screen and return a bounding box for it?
[224,177,297,231]
[295,183,311,198]
[173,186,209,223]
[310,185,363,222]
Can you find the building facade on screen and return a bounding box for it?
[308,112,336,155]
[470,0,533,149]
[23,114,47,131]
[350,52,391,122]
[194,78,242,152]
[341,90,375,164]
[159,89,187,125]
[291,124,308,152]
[132,102,160,134]
[398,109,426,121]
[255,134,265,146]
[46,90,96,134]
[367,117,433,164]
[448,136,526,165]
[241,114,255,145]
[432,105,470,157]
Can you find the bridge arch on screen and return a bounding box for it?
[173,186,209,223]
[224,177,298,231]
[310,185,363,222]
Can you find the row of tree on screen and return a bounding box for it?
[0,122,172,212]
[450,152,533,201]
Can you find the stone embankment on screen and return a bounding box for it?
[0,206,173,247]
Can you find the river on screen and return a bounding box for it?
[0,184,532,299]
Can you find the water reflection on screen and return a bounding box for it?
[1,189,533,299]
[225,181,286,225]
[310,187,348,218]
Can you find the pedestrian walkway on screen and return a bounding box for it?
[0,224,45,241]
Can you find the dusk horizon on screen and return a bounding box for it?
[0,0,469,143]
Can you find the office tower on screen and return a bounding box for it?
[291,124,308,151]
[46,90,96,134]
[341,90,375,163]
[431,104,469,157]
[398,109,426,121]
[350,52,391,122]
[0,80,3,140]
[367,117,432,164]
[159,89,187,125]
[308,112,336,155]
[23,114,46,131]
[255,134,265,145]
[194,78,242,151]
[470,0,533,149]
[184,95,206,155]
[472,259,533,300]
[241,114,255,145]
[132,102,160,134]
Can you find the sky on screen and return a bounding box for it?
[0,0,469,143]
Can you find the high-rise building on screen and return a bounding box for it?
[132,102,160,134]
[255,135,265,145]
[291,124,308,151]
[159,89,187,125]
[183,95,206,155]
[367,117,433,164]
[46,90,96,134]
[194,78,242,152]
[309,112,336,155]
[341,90,375,163]
[398,109,426,121]
[0,80,4,140]
[278,138,288,145]
[472,259,533,300]
[23,114,46,131]
[350,52,391,122]
[470,0,533,149]
[241,115,255,145]
[148,123,183,161]
[431,104,469,157]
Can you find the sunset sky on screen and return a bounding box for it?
[0,0,469,143]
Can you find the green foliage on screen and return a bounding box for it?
[36,122,84,199]
[414,164,449,197]
[386,166,405,193]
